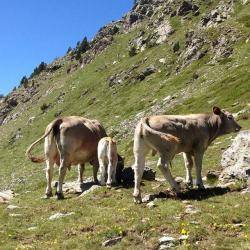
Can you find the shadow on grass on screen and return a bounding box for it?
[152,186,231,201]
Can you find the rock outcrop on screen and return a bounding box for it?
[219,130,250,186]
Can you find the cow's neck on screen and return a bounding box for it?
[207,114,222,145]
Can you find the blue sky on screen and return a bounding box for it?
[0,0,133,95]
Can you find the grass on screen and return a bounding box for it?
[0,1,250,249]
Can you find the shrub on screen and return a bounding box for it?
[128,45,137,57]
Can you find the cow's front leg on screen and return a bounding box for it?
[183,152,193,188]
[56,159,68,200]
[45,160,54,198]
[77,164,85,184]
[194,151,205,189]
[157,156,180,194]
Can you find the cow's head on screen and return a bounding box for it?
[116,154,125,184]
[213,106,242,134]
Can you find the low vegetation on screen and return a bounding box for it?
[0,0,249,249]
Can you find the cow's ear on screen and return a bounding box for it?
[213,106,221,115]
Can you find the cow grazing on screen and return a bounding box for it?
[132,107,241,203]
[26,116,107,199]
[98,137,118,188]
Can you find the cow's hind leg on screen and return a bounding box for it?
[56,158,69,200]
[183,152,193,188]
[133,139,149,204]
[157,155,180,193]
[99,159,106,186]
[77,164,85,184]
[45,159,54,198]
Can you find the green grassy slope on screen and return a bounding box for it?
[0,1,249,249]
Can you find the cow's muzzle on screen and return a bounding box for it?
[235,125,242,132]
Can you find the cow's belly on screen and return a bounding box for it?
[69,149,94,165]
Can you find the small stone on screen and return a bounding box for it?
[159,235,176,244]
[175,176,185,183]
[9,213,22,217]
[142,194,155,203]
[179,235,189,240]
[185,205,200,214]
[102,236,122,247]
[146,201,156,208]
[159,58,166,64]
[48,212,75,221]
[79,185,101,197]
[159,243,175,249]
[28,227,37,231]
[7,205,20,210]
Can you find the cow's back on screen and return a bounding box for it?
[57,116,107,165]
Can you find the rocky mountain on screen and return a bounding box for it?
[0,1,249,248]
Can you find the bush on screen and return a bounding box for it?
[40,103,50,113]
[128,45,137,57]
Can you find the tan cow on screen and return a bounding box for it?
[26,116,107,199]
[98,137,118,188]
[132,107,241,203]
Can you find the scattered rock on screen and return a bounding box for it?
[159,58,166,64]
[137,65,157,81]
[79,185,100,197]
[155,20,175,44]
[159,235,177,244]
[179,235,189,240]
[185,205,200,214]
[121,166,156,185]
[146,201,156,208]
[6,205,20,210]
[9,213,22,217]
[102,236,122,247]
[0,190,15,204]
[28,227,38,231]
[177,1,199,16]
[219,130,250,185]
[142,194,155,203]
[48,212,75,221]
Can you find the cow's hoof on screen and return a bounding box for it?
[42,191,53,199]
[133,196,142,204]
[106,184,112,189]
[185,182,193,189]
[197,184,205,190]
[55,192,64,200]
[94,179,99,185]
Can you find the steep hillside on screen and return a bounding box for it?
[0,0,249,249]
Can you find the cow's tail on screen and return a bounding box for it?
[141,117,180,144]
[107,137,116,159]
[25,119,62,163]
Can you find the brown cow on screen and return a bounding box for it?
[26,116,107,199]
[132,107,241,203]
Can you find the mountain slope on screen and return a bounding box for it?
[0,0,249,249]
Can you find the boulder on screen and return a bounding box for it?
[219,131,250,185]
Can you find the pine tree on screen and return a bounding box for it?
[20,76,28,88]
